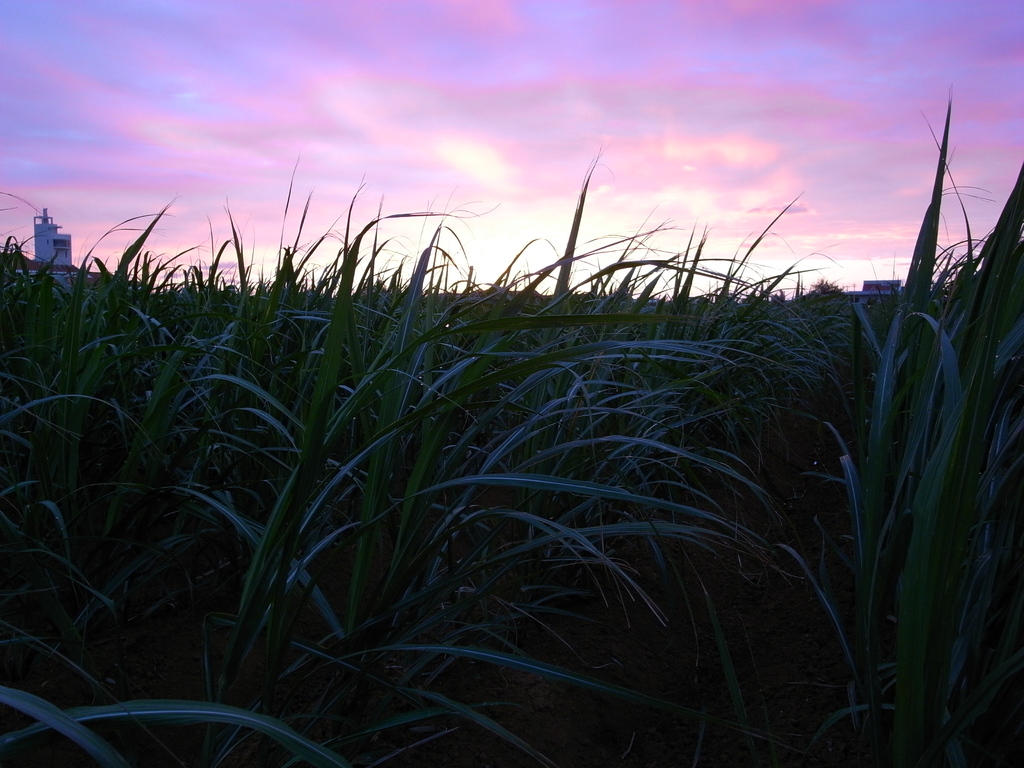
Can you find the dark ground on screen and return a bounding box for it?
[1,407,870,767]
[383,406,868,768]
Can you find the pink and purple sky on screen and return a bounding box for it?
[3,0,1022,290]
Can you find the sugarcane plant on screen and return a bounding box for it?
[791,104,1024,767]
[0,189,844,766]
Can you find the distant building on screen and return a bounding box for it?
[13,209,96,282]
[846,279,903,304]
[32,208,72,266]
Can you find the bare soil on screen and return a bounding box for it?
[1,407,870,767]
[383,407,868,768]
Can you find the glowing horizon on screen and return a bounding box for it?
[4,0,1021,291]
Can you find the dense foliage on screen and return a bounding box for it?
[0,204,846,766]
[2,107,1022,766]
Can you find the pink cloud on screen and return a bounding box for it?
[420,0,524,33]
[747,201,813,215]
[3,0,1021,289]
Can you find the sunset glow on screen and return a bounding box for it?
[4,1,1021,290]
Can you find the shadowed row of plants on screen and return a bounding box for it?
[12,109,1020,764]
[0,187,848,767]
[791,106,1024,767]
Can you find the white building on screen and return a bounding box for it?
[846,279,902,304]
[32,208,72,266]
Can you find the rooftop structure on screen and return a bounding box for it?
[32,208,72,267]
[846,279,903,304]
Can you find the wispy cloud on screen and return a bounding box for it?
[3,0,1020,288]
